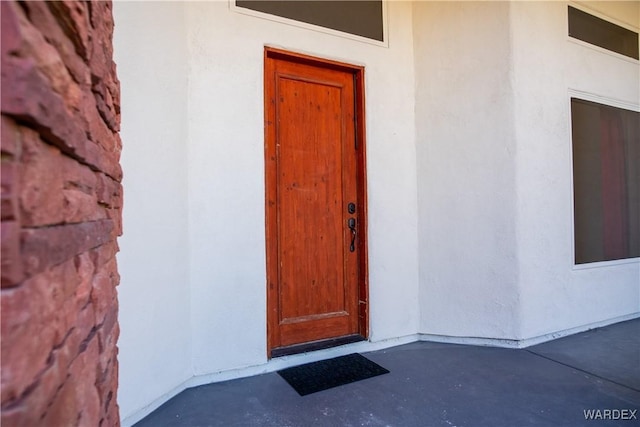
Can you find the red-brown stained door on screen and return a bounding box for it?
[265,49,367,355]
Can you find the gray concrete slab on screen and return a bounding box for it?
[528,319,640,391]
[134,319,640,427]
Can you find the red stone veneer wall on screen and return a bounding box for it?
[1,1,122,425]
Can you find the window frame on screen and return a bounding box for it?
[568,90,640,269]
[567,2,639,64]
[229,0,389,48]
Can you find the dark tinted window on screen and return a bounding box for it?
[568,6,639,60]
[571,98,640,264]
[236,1,384,42]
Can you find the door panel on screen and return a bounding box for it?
[265,49,367,355]
[277,76,348,324]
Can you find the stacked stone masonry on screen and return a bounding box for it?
[1,1,122,425]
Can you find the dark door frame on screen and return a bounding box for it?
[263,47,369,357]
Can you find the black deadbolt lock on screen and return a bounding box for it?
[348,203,356,214]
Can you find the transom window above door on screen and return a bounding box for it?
[234,1,385,44]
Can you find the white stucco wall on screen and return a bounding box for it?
[414,1,639,342]
[114,0,638,423]
[511,1,640,339]
[414,1,521,340]
[113,1,192,421]
[115,0,420,422]
[185,0,419,375]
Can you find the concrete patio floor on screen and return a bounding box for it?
[134,318,640,427]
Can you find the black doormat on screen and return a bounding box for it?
[278,353,390,396]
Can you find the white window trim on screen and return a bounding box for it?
[229,0,389,48]
[571,1,639,30]
[567,89,640,270]
[567,1,640,64]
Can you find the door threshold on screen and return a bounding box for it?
[271,334,366,358]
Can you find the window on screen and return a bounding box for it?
[571,98,640,264]
[236,1,384,42]
[568,6,639,60]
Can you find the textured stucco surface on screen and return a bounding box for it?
[114,1,639,424]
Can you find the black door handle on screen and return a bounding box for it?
[348,218,356,252]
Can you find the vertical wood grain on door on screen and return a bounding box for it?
[265,48,367,355]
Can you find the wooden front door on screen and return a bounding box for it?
[265,48,368,357]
